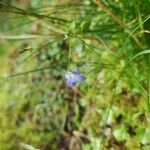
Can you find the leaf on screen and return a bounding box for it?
[129,50,150,62]
[113,125,128,141]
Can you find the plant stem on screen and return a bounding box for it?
[92,0,143,49]
[148,55,150,111]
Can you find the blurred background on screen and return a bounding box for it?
[0,0,150,149]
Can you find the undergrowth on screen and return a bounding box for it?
[0,0,150,149]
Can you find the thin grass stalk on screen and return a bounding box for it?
[92,0,144,49]
[148,55,150,111]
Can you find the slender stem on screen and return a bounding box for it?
[7,66,52,78]
[99,68,125,149]
[67,42,72,70]
[148,55,150,111]
[0,34,49,40]
[92,0,143,49]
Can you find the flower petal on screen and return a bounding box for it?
[76,75,86,82]
[66,79,77,87]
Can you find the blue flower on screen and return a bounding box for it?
[65,68,86,87]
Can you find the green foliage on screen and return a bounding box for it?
[0,0,150,149]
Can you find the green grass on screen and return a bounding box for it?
[0,0,150,149]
